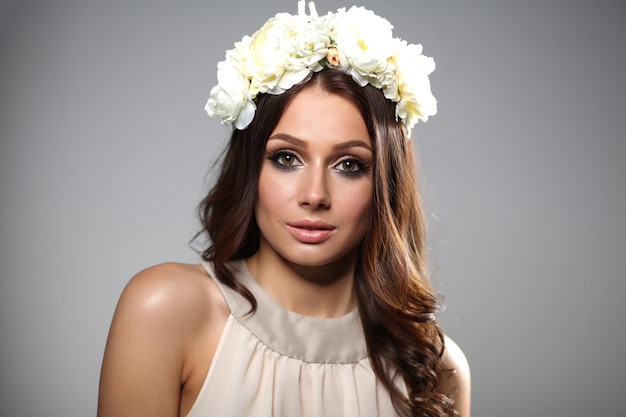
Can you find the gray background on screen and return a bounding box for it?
[1,0,624,416]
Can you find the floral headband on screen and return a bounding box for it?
[205,0,437,137]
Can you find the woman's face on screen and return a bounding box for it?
[255,86,374,269]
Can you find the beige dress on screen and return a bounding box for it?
[186,260,400,417]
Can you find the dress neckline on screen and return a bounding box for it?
[202,259,368,364]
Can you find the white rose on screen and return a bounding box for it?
[225,36,252,76]
[393,42,437,133]
[377,37,404,101]
[205,59,256,129]
[274,13,330,92]
[288,1,330,69]
[244,13,295,95]
[329,6,395,87]
[240,11,331,96]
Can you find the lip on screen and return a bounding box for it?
[287,220,336,244]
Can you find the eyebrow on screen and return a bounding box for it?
[268,133,372,151]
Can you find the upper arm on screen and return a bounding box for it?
[440,335,471,416]
[98,264,200,417]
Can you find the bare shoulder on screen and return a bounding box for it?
[440,334,471,416]
[98,262,228,417]
[118,262,227,325]
[110,261,231,377]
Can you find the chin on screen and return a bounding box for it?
[280,247,358,270]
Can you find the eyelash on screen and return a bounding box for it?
[266,150,371,177]
[334,157,371,177]
[267,150,302,170]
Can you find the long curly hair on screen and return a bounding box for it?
[197,68,456,416]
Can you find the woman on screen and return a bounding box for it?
[98,2,470,416]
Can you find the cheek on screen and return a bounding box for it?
[257,170,296,215]
[340,182,373,219]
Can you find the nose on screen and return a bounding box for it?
[298,165,331,209]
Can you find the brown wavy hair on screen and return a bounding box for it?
[197,68,456,416]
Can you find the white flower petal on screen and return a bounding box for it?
[234,100,256,129]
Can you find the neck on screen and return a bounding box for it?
[246,249,358,318]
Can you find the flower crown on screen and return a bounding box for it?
[205,0,437,137]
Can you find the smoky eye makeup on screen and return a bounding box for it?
[333,156,372,177]
[266,150,303,170]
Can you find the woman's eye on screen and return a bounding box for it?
[338,160,360,172]
[334,158,369,176]
[268,151,301,168]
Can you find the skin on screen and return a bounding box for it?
[97,85,471,417]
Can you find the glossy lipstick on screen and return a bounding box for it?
[287,220,335,244]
